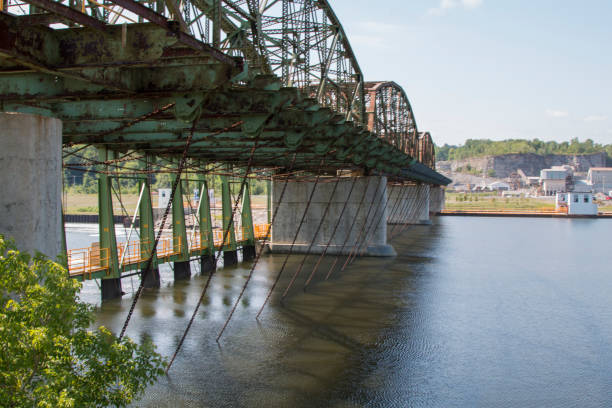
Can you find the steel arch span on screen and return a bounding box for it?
[0,0,447,180]
[365,81,419,159]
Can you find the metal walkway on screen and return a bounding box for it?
[68,223,270,280]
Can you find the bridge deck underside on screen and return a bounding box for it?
[1,13,450,184]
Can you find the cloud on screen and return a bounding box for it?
[462,0,483,8]
[545,109,568,118]
[351,21,406,49]
[427,0,483,16]
[584,115,607,122]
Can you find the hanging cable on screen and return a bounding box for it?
[215,153,298,342]
[255,159,326,319]
[355,180,402,259]
[340,177,387,271]
[386,183,410,238]
[324,176,373,281]
[166,131,263,372]
[280,174,342,300]
[118,122,198,340]
[303,175,358,290]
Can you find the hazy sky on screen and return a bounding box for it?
[330,0,612,146]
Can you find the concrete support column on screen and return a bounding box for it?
[173,261,191,280]
[142,267,161,288]
[270,176,395,257]
[387,184,431,225]
[429,186,445,215]
[200,255,216,274]
[0,113,62,259]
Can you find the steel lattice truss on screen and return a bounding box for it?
[418,132,435,169]
[1,0,443,175]
[365,81,419,158]
[189,0,366,123]
[1,0,364,122]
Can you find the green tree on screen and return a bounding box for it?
[0,237,165,407]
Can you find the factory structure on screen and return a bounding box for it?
[537,166,612,196]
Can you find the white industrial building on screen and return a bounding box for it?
[587,168,612,193]
[555,192,598,215]
[540,166,570,195]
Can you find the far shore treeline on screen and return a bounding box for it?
[63,145,269,195]
[435,138,612,164]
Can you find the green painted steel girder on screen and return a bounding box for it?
[171,169,190,262]
[197,176,215,257]
[220,172,237,252]
[0,14,240,95]
[97,148,120,279]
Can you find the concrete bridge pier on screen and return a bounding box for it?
[429,186,445,215]
[387,184,431,225]
[0,113,63,259]
[270,176,396,257]
[141,267,161,288]
[242,245,256,261]
[174,261,191,280]
[200,255,216,274]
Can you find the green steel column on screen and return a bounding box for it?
[138,172,160,288]
[60,206,68,269]
[198,173,216,273]
[241,182,256,261]
[221,172,238,265]
[212,0,221,48]
[267,177,272,225]
[172,164,191,279]
[97,147,122,300]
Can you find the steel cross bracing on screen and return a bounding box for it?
[0,0,450,184]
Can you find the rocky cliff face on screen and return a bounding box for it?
[436,152,606,178]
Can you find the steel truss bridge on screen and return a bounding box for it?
[0,0,450,290]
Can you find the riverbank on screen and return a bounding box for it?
[445,192,612,215]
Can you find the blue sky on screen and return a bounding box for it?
[331,0,612,146]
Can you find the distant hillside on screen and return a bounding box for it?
[436,152,606,179]
[435,138,612,165]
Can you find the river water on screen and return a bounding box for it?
[71,217,612,407]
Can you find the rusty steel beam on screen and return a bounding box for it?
[107,0,241,68]
[20,0,107,31]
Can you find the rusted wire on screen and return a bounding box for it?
[215,152,298,342]
[386,183,410,237]
[166,130,263,372]
[388,184,414,239]
[119,120,198,340]
[255,159,325,319]
[394,185,428,238]
[340,177,387,271]
[324,176,373,280]
[303,176,358,290]
[280,174,342,300]
[354,182,402,259]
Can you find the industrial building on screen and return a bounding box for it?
[587,168,612,193]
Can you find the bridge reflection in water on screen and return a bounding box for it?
[79,217,612,407]
[67,224,271,279]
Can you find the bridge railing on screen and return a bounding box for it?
[67,246,110,278]
[68,224,271,277]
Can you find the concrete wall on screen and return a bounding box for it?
[0,113,63,259]
[270,175,395,256]
[387,184,431,225]
[429,186,445,214]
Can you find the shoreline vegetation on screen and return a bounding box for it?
[63,193,269,215]
[445,192,612,213]
[0,237,165,407]
[435,138,612,163]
